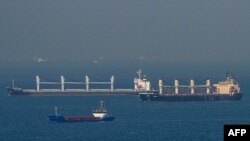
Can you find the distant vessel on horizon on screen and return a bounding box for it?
[139,72,243,102]
[48,101,115,122]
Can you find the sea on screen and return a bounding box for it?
[0,68,250,141]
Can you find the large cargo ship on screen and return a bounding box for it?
[6,70,151,96]
[139,73,243,102]
[48,101,115,123]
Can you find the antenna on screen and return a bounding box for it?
[54,106,58,116]
[137,69,142,79]
[225,70,230,80]
[12,79,15,89]
[225,70,231,80]
[100,101,104,110]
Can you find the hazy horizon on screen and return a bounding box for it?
[0,0,250,82]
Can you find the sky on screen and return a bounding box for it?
[0,0,250,81]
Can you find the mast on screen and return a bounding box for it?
[137,69,142,79]
[54,106,58,116]
[12,79,15,89]
[225,71,232,81]
[100,101,105,111]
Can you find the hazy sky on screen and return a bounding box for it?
[0,0,250,66]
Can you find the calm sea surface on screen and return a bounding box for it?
[1,79,250,141]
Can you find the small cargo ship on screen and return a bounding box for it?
[48,101,115,123]
[139,72,243,102]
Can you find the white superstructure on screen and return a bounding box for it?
[213,74,240,95]
[134,69,151,91]
[92,101,108,118]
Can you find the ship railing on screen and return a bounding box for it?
[23,88,137,92]
[115,89,135,91]
[64,82,85,84]
[139,92,154,95]
[40,89,62,92]
[163,85,207,88]
[40,82,60,84]
[195,85,207,87]
[162,93,209,96]
[64,89,86,92]
[89,82,112,84]
[24,89,64,92]
[93,109,107,113]
[163,86,174,88]
[23,89,37,92]
[23,89,61,92]
[90,89,113,91]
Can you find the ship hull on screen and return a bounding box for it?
[139,93,243,102]
[48,115,115,123]
[7,88,138,96]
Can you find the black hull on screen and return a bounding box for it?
[139,93,243,102]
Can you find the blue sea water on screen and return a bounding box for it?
[0,77,250,141]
